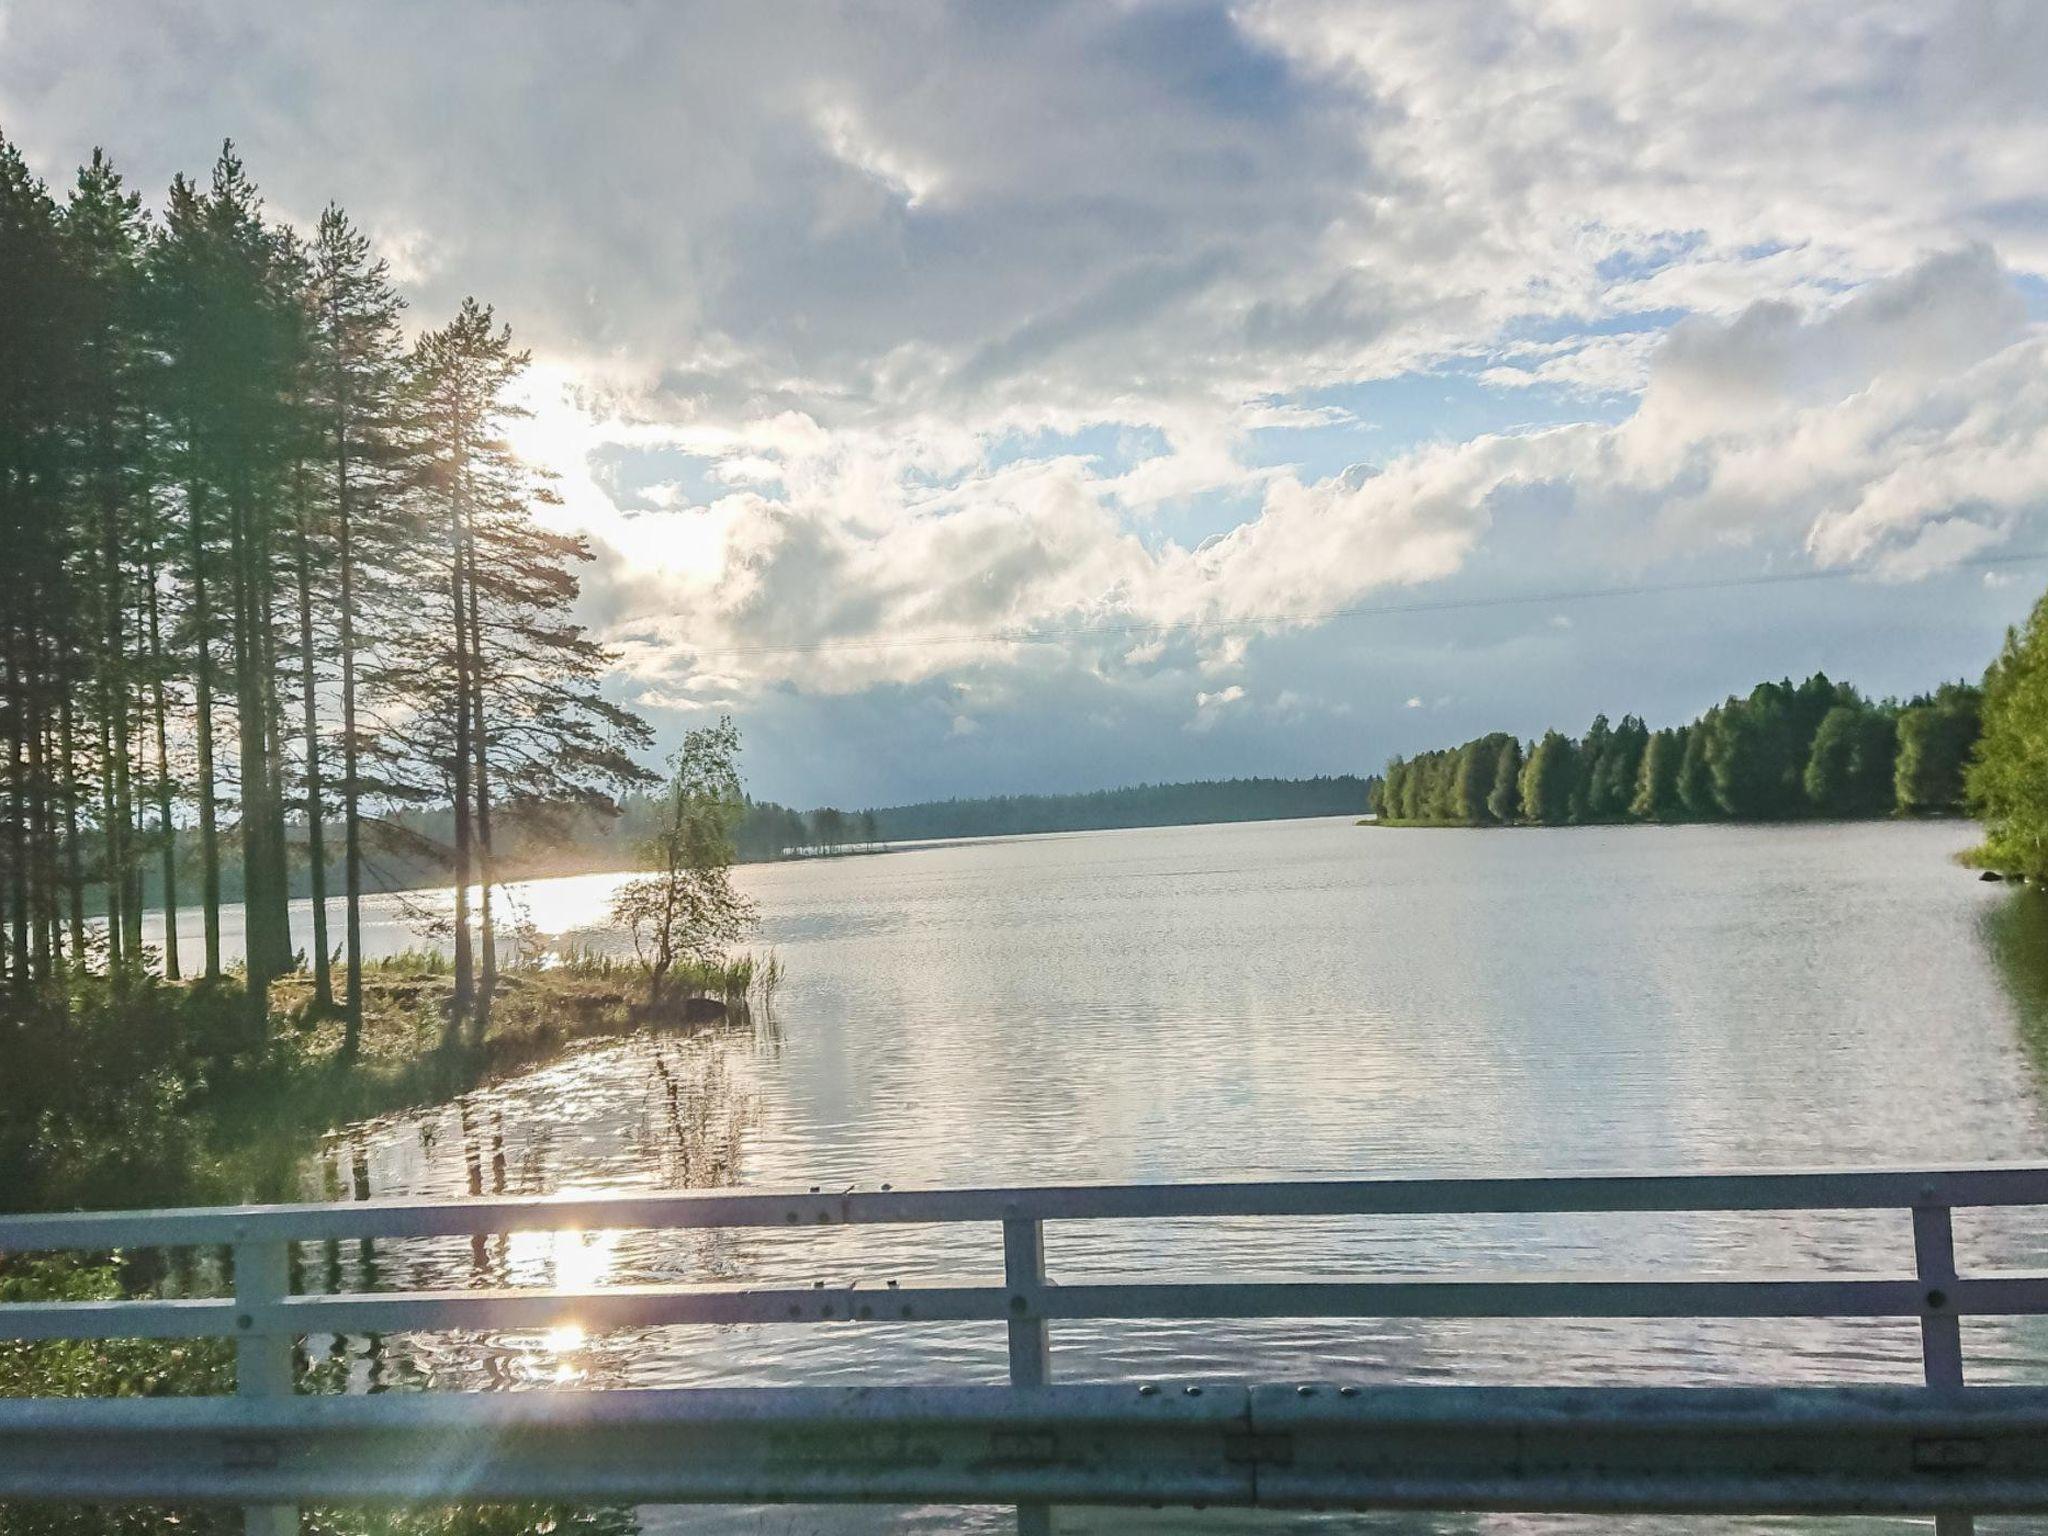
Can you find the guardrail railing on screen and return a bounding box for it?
[4,1163,2048,1536]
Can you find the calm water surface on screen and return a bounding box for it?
[284,818,2048,1535]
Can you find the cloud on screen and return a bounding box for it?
[1188,683,1247,732]
[14,1,2047,449]
[1638,245,2026,430]
[578,246,2048,708]
[8,3,2044,790]
[1481,332,1665,396]
[1245,1,2048,299]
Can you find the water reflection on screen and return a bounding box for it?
[1983,886,2048,1081]
[292,818,2048,1534]
[303,1014,766,1399]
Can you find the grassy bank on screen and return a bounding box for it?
[0,954,771,1536]
[2,950,769,1217]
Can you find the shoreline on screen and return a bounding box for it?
[123,806,1383,920]
[5,957,762,1219]
[1359,813,1979,830]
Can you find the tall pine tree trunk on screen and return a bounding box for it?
[448,493,475,1028]
[27,672,52,981]
[294,491,331,1009]
[259,533,292,978]
[229,467,290,1026]
[189,493,222,981]
[145,538,180,980]
[121,616,144,960]
[464,538,495,1036]
[228,478,271,1014]
[336,466,363,1051]
[98,709,123,969]
[6,640,30,992]
[98,441,132,974]
[58,689,85,960]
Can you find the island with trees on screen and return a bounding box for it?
[1371,674,1981,827]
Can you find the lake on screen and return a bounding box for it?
[270,817,2047,1534]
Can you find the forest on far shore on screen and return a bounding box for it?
[852,775,1375,844]
[1372,674,1979,828]
[157,774,1383,899]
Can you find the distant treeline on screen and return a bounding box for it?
[142,775,1375,905]
[855,776,1376,842]
[134,797,882,903]
[1372,675,1981,827]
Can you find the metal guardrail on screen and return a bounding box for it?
[3,1163,2048,1536]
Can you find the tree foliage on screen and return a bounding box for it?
[610,720,757,1009]
[1970,599,2048,876]
[0,130,649,1046]
[1374,672,1981,828]
[1900,684,1985,816]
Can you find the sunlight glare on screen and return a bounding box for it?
[502,363,733,583]
[551,1226,619,1290]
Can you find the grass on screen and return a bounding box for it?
[217,948,780,1197]
[1,945,781,1218]
[0,946,750,1534]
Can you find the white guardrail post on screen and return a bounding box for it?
[1003,1208,1052,1536]
[1914,1200,1973,1536]
[233,1238,298,1536]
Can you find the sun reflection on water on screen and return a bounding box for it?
[531,1224,620,1374]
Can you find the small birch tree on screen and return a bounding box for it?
[611,719,755,1009]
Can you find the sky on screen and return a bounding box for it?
[4,1,2045,806]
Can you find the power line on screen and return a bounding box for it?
[683,547,2047,660]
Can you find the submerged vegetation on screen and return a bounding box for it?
[1372,673,1981,828]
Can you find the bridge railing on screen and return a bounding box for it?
[4,1162,2048,1536]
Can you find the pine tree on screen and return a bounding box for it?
[1571,715,1611,823]
[1897,684,1983,815]
[150,170,229,980]
[0,133,83,996]
[1590,715,1647,820]
[400,299,651,1034]
[305,206,409,1050]
[152,145,304,1024]
[62,150,153,977]
[1804,705,1898,817]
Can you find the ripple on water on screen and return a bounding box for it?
[297,818,2048,1533]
